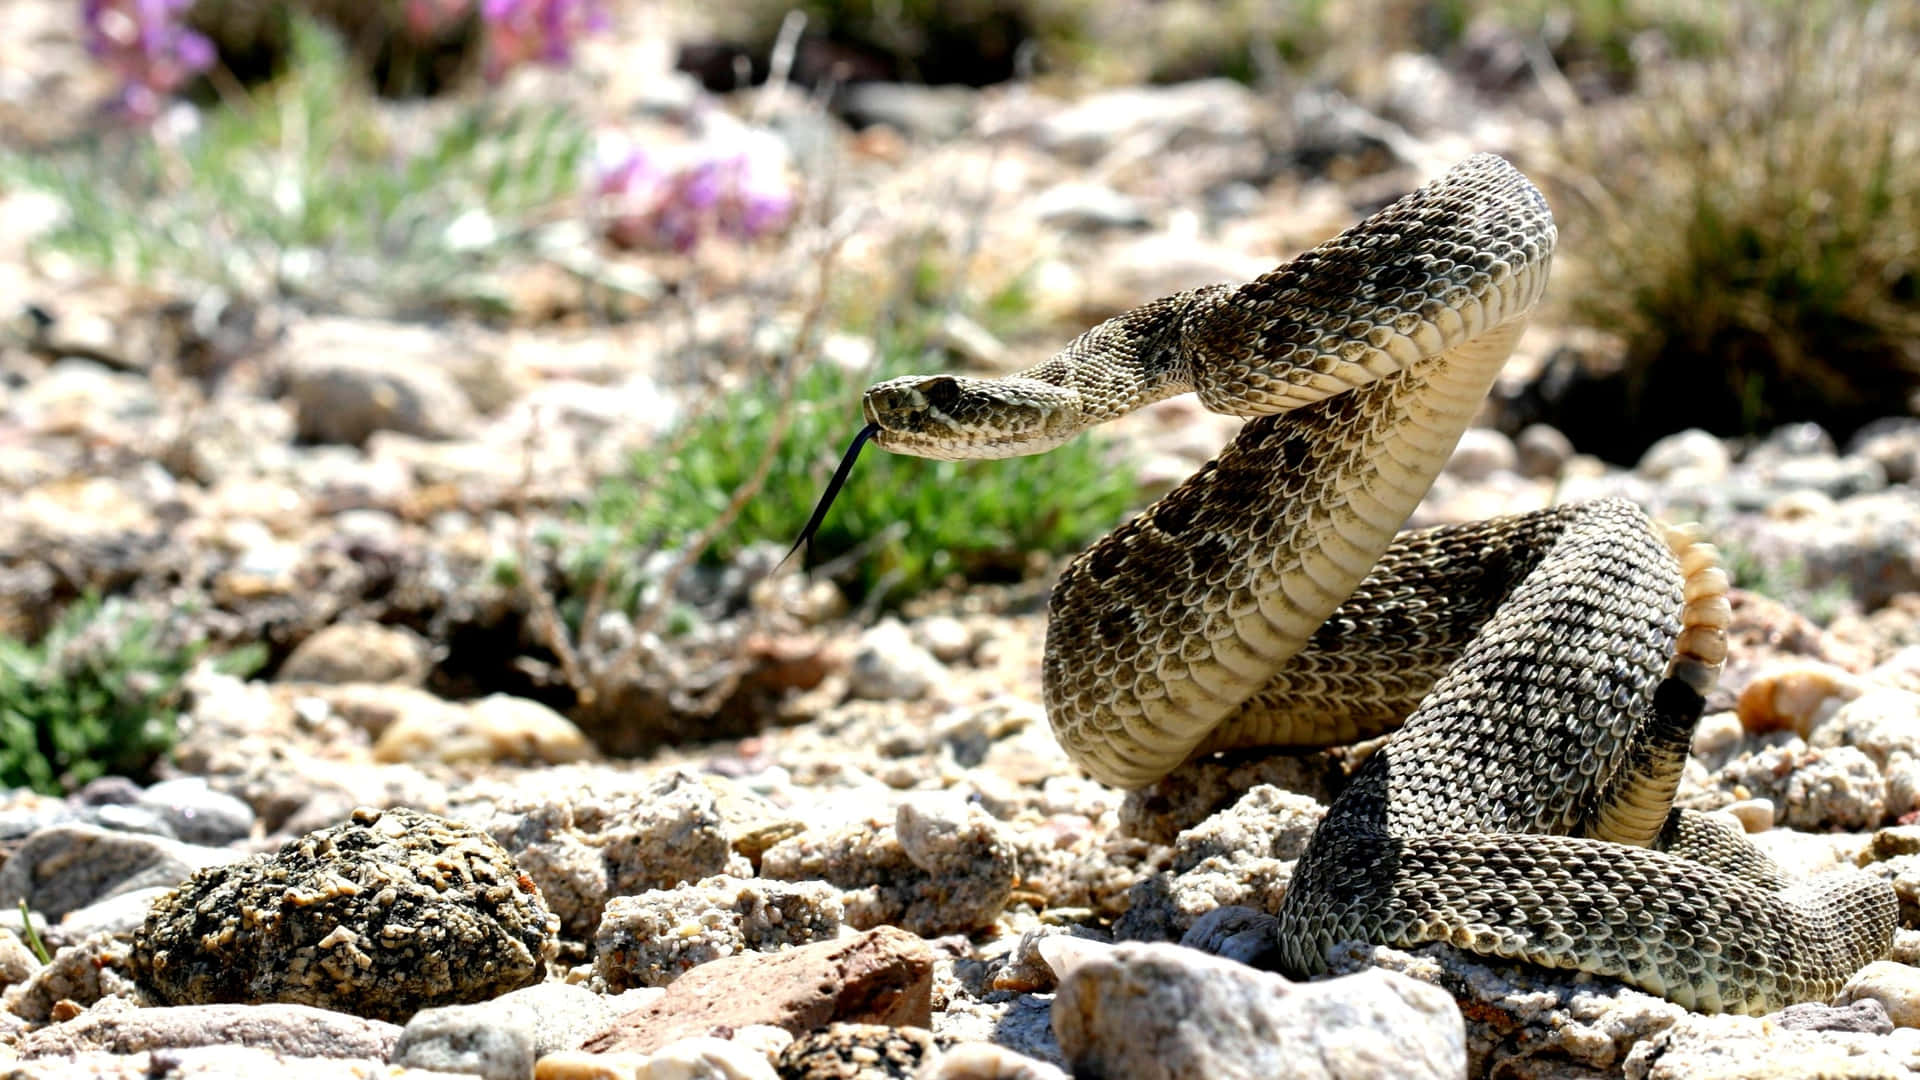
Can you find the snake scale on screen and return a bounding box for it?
[811,155,1896,1014]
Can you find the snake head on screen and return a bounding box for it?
[862,374,1084,460]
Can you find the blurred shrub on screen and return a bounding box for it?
[0,597,264,795]
[3,16,587,315]
[703,0,1087,87]
[1542,3,1920,460]
[166,0,604,100]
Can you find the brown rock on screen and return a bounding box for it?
[580,926,933,1055]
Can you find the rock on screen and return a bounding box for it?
[1716,743,1887,830]
[1836,961,1920,1028]
[581,927,934,1056]
[1725,799,1776,833]
[392,1003,534,1080]
[1051,941,1465,1080]
[52,885,177,944]
[278,622,433,686]
[1871,855,1920,927]
[1179,905,1285,966]
[1620,1009,1920,1078]
[775,1024,934,1079]
[837,83,976,140]
[536,1041,781,1079]
[1513,423,1573,479]
[134,778,257,847]
[1736,661,1867,737]
[1872,825,1920,860]
[17,1001,401,1060]
[1029,80,1264,164]
[0,824,239,920]
[1850,416,1920,485]
[594,875,843,991]
[910,617,974,664]
[1749,454,1887,500]
[1327,941,1688,1075]
[1638,428,1732,484]
[281,318,478,445]
[1690,711,1747,772]
[1811,689,1920,769]
[1747,421,1838,464]
[0,927,40,987]
[131,806,558,1022]
[1117,754,1336,846]
[1772,998,1894,1034]
[1728,489,1920,610]
[395,982,621,1077]
[600,772,743,897]
[1115,784,1323,943]
[991,925,1110,994]
[847,620,948,702]
[3,931,141,1023]
[374,693,598,766]
[760,796,1016,936]
[927,312,1006,369]
[1027,183,1150,232]
[920,1044,1070,1080]
[1443,427,1518,481]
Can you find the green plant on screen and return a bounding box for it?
[0,16,588,316]
[1541,1,1920,462]
[15,901,50,965]
[0,597,265,795]
[581,337,1142,608]
[1718,541,1853,626]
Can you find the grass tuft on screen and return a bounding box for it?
[0,597,265,795]
[1544,2,1920,461]
[0,15,587,317]
[581,337,1141,609]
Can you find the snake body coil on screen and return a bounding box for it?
[855,155,1895,1013]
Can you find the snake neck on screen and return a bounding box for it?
[1009,287,1229,428]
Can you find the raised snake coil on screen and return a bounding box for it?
[854,155,1895,1013]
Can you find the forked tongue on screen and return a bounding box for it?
[780,422,882,568]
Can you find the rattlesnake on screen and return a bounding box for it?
[804,155,1895,1013]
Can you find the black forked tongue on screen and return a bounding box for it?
[781,422,882,569]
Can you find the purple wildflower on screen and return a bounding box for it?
[595,138,796,254]
[81,0,215,119]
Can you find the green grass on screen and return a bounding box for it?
[1719,542,1853,626]
[579,336,1142,609]
[0,597,265,795]
[1544,1,1920,460]
[0,16,587,318]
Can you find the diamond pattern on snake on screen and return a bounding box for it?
[806,154,1896,1014]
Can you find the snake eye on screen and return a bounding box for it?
[920,376,962,415]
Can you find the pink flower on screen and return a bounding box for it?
[82,0,215,119]
[596,140,795,253]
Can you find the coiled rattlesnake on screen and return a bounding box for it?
[806,154,1896,1013]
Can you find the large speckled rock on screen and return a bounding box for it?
[131,807,558,1022]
